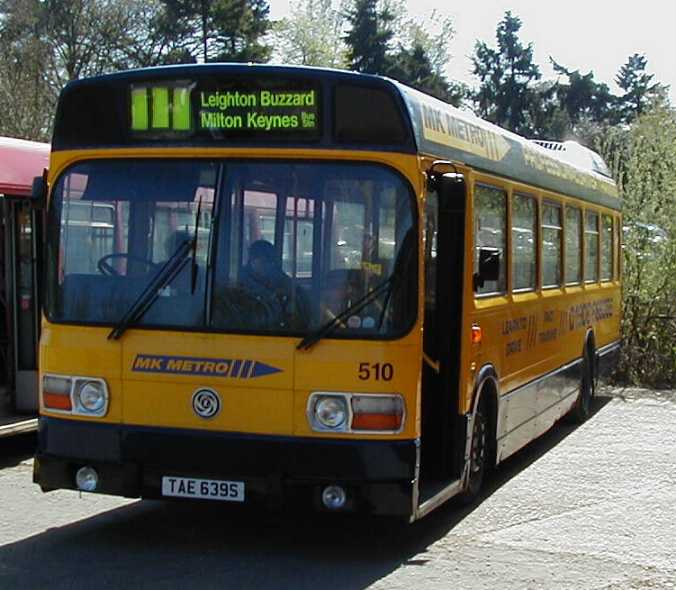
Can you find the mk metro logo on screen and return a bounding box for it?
[132,354,282,379]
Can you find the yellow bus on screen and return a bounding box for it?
[33,65,621,521]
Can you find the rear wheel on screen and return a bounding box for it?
[458,397,489,504]
[568,344,595,424]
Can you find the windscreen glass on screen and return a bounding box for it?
[46,160,417,338]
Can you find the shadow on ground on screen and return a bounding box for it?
[0,433,35,469]
[0,397,613,590]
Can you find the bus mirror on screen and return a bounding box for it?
[429,170,465,214]
[474,248,500,289]
[31,170,47,209]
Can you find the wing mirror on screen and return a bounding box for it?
[473,248,501,290]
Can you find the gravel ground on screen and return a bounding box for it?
[0,388,674,589]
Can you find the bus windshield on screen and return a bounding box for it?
[46,159,417,338]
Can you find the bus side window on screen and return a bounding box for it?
[565,206,582,285]
[512,193,537,291]
[601,214,613,282]
[584,210,599,283]
[542,201,563,288]
[473,185,506,295]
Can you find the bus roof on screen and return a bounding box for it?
[0,136,50,197]
[52,64,620,210]
[396,84,620,210]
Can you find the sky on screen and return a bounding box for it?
[268,0,675,103]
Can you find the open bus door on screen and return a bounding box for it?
[0,137,48,438]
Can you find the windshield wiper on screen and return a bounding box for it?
[107,239,192,340]
[296,275,396,351]
[297,230,413,352]
[190,195,203,294]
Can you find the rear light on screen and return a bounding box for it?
[42,376,72,411]
[308,392,405,433]
[351,395,404,431]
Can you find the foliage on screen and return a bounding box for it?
[597,109,676,387]
[269,0,347,68]
[387,10,467,105]
[343,0,394,75]
[615,53,668,124]
[471,11,541,136]
[161,0,271,63]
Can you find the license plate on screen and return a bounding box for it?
[161,476,245,502]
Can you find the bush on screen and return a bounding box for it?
[598,108,676,387]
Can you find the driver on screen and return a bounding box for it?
[240,240,308,329]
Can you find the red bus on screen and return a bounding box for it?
[0,136,49,437]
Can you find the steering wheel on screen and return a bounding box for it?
[97,253,159,276]
[213,287,278,328]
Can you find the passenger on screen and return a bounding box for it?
[240,240,308,329]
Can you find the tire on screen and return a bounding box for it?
[458,397,489,504]
[568,343,595,424]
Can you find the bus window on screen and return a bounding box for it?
[209,161,416,336]
[511,194,537,292]
[542,201,563,288]
[474,185,506,295]
[585,210,599,283]
[565,206,582,284]
[47,160,217,326]
[601,215,613,281]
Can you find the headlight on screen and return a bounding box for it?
[76,381,106,413]
[312,395,348,430]
[307,392,405,433]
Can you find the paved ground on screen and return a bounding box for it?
[0,388,674,589]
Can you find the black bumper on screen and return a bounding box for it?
[34,417,418,516]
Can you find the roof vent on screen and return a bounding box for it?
[530,140,612,178]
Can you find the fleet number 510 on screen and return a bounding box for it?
[358,362,394,381]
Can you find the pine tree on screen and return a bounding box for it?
[161,0,271,63]
[615,53,667,123]
[343,0,394,75]
[471,11,541,135]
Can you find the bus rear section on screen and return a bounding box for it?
[0,137,48,438]
[35,154,424,517]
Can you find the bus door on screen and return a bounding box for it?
[1,197,42,412]
[420,172,467,485]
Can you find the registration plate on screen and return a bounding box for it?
[161,476,245,502]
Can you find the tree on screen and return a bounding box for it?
[270,0,347,68]
[387,11,467,105]
[0,0,52,140]
[615,53,668,123]
[161,0,271,63]
[598,109,676,386]
[343,0,394,75]
[471,11,541,135]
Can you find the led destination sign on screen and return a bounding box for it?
[130,81,320,139]
[199,89,317,131]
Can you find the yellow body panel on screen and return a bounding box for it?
[41,147,426,441]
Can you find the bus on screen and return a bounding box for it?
[33,65,621,521]
[0,136,49,437]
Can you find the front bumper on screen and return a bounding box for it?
[34,417,418,516]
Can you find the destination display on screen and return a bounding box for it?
[130,80,321,139]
